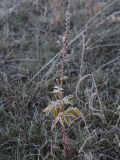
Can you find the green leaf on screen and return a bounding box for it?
[65,107,83,120]
[64,116,71,126]
[43,105,54,116]
[51,85,64,94]
[73,107,83,117]
[63,95,74,106]
[51,112,64,129]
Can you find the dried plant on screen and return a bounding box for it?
[43,10,83,160]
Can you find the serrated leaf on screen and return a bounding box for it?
[65,107,83,118]
[64,116,71,126]
[63,95,74,106]
[43,105,54,116]
[52,117,59,129]
[51,107,60,117]
[67,113,76,118]
[51,85,64,94]
[51,90,63,94]
[54,85,64,90]
[73,107,83,117]
[51,112,64,129]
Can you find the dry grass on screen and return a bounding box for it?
[0,0,120,159]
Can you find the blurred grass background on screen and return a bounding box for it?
[0,0,120,159]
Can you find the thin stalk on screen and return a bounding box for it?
[62,126,67,160]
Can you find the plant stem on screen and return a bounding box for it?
[62,127,67,160]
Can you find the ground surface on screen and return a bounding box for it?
[0,0,120,160]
